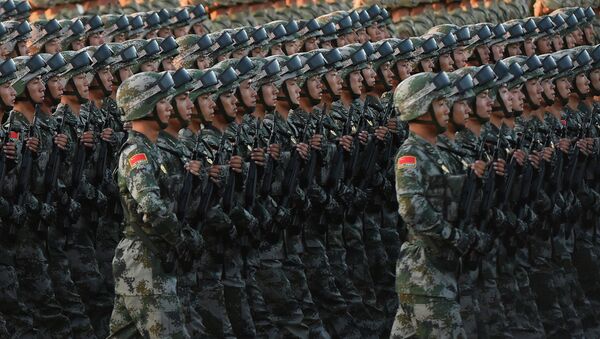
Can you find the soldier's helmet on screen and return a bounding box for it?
[102,14,130,41]
[29,19,63,54]
[58,19,85,51]
[0,58,17,86]
[11,54,48,97]
[59,50,94,81]
[117,71,176,122]
[39,52,68,82]
[394,71,454,121]
[188,68,220,103]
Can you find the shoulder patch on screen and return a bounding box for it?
[397,155,417,169]
[129,153,148,168]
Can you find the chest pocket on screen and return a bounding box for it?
[424,174,446,216]
[423,173,465,223]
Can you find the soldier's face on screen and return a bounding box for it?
[26,76,45,104]
[144,31,158,40]
[452,48,467,68]
[285,79,301,104]
[432,97,450,128]
[231,49,247,59]
[239,79,257,108]
[555,78,572,99]
[380,62,395,86]
[541,79,555,102]
[451,99,471,126]
[284,41,299,55]
[574,28,584,45]
[335,35,347,47]
[303,37,319,51]
[46,76,64,100]
[367,24,382,42]
[88,33,104,46]
[475,45,490,64]
[196,57,211,70]
[140,61,158,72]
[565,33,577,49]
[174,26,189,38]
[506,43,521,56]
[325,70,342,96]
[197,94,215,121]
[584,25,595,44]
[535,37,552,54]
[575,73,590,95]
[161,57,176,71]
[357,29,369,43]
[420,58,434,72]
[589,69,600,92]
[551,34,563,51]
[44,38,61,54]
[16,41,27,57]
[438,53,454,72]
[174,92,193,121]
[192,23,207,36]
[251,47,267,58]
[490,44,504,62]
[523,39,535,57]
[220,91,239,118]
[320,40,333,49]
[71,38,86,51]
[349,70,363,95]
[475,91,492,119]
[306,76,323,100]
[261,83,278,107]
[0,82,16,107]
[158,27,172,38]
[396,60,412,81]
[525,79,543,107]
[114,33,127,43]
[97,68,114,93]
[498,86,512,112]
[217,53,230,62]
[344,32,358,44]
[73,73,90,99]
[361,67,377,88]
[119,67,133,83]
[510,86,525,111]
[156,97,173,123]
[270,44,284,56]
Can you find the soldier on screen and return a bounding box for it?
[82,15,105,47]
[391,71,489,338]
[109,71,190,338]
[28,19,63,54]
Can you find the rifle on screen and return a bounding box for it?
[300,109,325,189]
[358,99,393,189]
[345,98,370,184]
[551,122,567,197]
[573,112,594,190]
[324,105,353,194]
[499,129,525,208]
[479,132,503,226]
[0,112,15,198]
[197,133,227,219]
[11,109,38,236]
[244,119,261,210]
[176,130,205,221]
[279,116,311,209]
[529,129,551,201]
[458,137,486,228]
[222,125,242,214]
[93,106,111,188]
[259,114,278,198]
[36,116,66,235]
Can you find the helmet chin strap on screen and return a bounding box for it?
[235,91,255,115]
[523,85,541,110]
[63,78,89,104]
[323,77,340,101]
[171,98,189,128]
[449,108,465,132]
[216,95,236,123]
[376,69,392,91]
[91,74,112,97]
[412,104,446,134]
[468,100,490,124]
[151,107,169,129]
[541,91,555,106]
[572,80,588,100]
[300,83,321,107]
[278,83,299,110]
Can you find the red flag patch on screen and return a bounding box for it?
[560,119,567,126]
[397,155,417,169]
[8,131,19,140]
[129,153,148,168]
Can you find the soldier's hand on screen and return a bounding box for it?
[529,152,541,169]
[54,133,68,150]
[309,134,322,150]
[493,159,506,176]
[558,138,570,153]
[358,131,369,145]
[267,143,280,160]
[296,143,309,160]
[375,126,388,141]
[386,119,398,134]
[123,121,132,131]
[513,149,526,166]
[209,165,222,183]
[340,135,353,151]
[101,128,114,142]
[576,139,591,155]
[185,160,201,176]
[26,137,39,153]
[3,142,16,159]
[542,147,553,162]
[251,148,265,166]
[81,131,95,148]
[229,156,243,173]
[472,160,486,178]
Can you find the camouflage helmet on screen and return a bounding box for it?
[445,71,474,107]
[169,68,194,99]
[82,15,104,37]
[371,41,395,71]
[59,50,94,81]
[188,4,208,26]
[295,50,328,86]
[107,43,138,74]
[102,14,130,41]
[262,20,288,48]
[118,71,176,122]
[503,56,530,88]
[0,0,16,21]
[11,54,48,97]
[338,45,370,78]
[427,25,472,47]
[465,23,493,51]
[172,8,191,30]
[210,63,240,99]
[127,14,146,39]
[156,36,180,62]
[39,52,68,82]
[29,19,63,53]
[253,56,281,87]
[188,68,219,102]
[394,71,454,121]
[123,39,161,73]
[538,54,559,80]
[208,31,235,59]
[410,36,439,62]
[0,20,30,53]
[298,19,322,40]
[83,44,115,71]
[560,46,593,76]
[58,19,85,51]
[271,54,304,86]
[0,58,17,86]
[315,16,338,42]
[174,34,214,69]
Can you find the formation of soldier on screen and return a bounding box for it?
[0,1,599,339]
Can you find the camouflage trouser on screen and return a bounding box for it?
[47,225,97,338]
[342,214,385,336]
[67,213,113,338]
[380,203,401,266]
[256,258,309,338]
[557,254,598,330]
[529,264,570,338]
[244,248,280,339]
[301,227,362,339]
[458,268,482,337]
[391,294,467,339]
[95,212,122,298]
[513,265,545,337]
[15,231,72,339]
[108,294,189,338]
[223,243,257,338]
[552,264,585,338]
[0,261,38,338]
[177,265,206,337]
[573,228,600,306]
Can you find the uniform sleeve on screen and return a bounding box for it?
[395,153,464,247]
[124,152,179,246]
